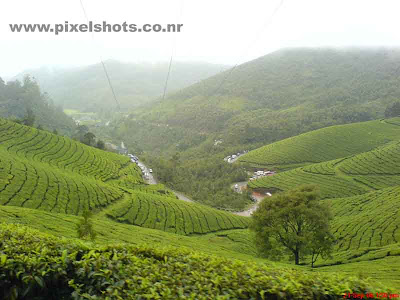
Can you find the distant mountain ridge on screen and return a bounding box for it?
[13,60,229,111]
[117,47,400,155]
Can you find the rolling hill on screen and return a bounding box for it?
[1,117,400,294]
[247,118,400,199]
[14,61,229,111]
[115,48,400,156]
[238,118,400,169]
[0,118,248,234]
[103,48,400,211]
[1,223,388,299]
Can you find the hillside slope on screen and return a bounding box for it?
[15,61,229,111]
[116,48,400,155]
[0,118,249,234]
[239,118,400,169]
[1,118,400,290]
[249,120,400,199]
[0,223,390,299]
[0,76,75,134]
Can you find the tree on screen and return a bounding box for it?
[385,102,400,118]
[82,132,96,146]
[250,185,334,266]
[96,139,105,150]
[22,108,35,127]
[76,209,97,241]
[309,230,335,268]
[37,124,43,130]
[53,129,58,135]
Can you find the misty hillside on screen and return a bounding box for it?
[117,48,400,154]
[14,61,229,111]
[0,76,75,134]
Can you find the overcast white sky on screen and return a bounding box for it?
[1,0,400,77]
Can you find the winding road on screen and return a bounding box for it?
[139,161,262,216]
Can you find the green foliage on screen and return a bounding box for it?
[82,131,96,146]
[0,223,392,299]
[251,185,334,265]
[108,49,400,211]
[0,75,75,135]
[0,118,247,236]
[145,154,251,210]
[329,186,400,252]
[0,118,139,215]
[249,124,400,199]
[76,209,97,241]
[105,191,249,235]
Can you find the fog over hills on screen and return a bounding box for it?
[13,60,229,111]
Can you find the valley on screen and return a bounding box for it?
[2,47,400,298]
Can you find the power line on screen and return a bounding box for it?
[210,0,285,97]
[79,0,121,110]
[162,0,184,101]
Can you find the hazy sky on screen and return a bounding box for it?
[1,0,400,77]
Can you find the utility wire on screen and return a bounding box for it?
[79,0,121,110]
[210,0,285,97]
[162,0,184,101]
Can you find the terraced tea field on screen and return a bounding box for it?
[250,132,400,198]
[0,148,124,215]
[330,186,400,252]
[0,118,250,236]
[0,119,131,181]
[105,191,249,235]
[249,166,368,199]
[239,118,400,169]
[338,141,400,176]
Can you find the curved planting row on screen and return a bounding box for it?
[249,167,367,199]
[338,141,400,176]
[239,119,400,168]
[330,186,400,251]
[301,158,344,175]
[0,119,130,182]
[0,149,124,215]
[106,191,250,235]
[108,163,144,188]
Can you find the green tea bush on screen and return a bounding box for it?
[0,224,392,299]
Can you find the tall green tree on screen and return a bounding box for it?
[250,185,334,266]
[82,132,96,146]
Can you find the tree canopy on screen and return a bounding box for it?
[250,185,334,266]
[0,75,75,134]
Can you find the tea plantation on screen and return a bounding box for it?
[239,118,400,169]
[0,223,393,299]
[1,117,400,297]
[0,118,248,234]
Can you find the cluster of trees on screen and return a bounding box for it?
[144,154,251,210]
[0,75,75,134]
[74,125,105,149]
